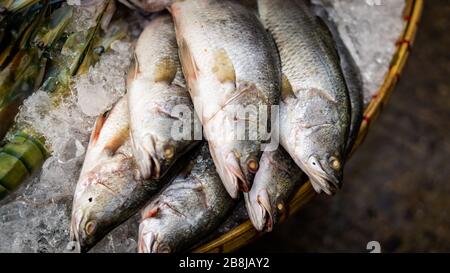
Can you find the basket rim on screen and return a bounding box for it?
[194,0,424,253]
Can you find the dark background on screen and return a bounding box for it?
[243,1,450,253]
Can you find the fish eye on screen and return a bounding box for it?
[85,221,97,236]
[163,145,175,159]
[247,158,259,173]
[329,156,341,171]
[277,203,284,211]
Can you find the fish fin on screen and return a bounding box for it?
[127,54,140,85]
[131,133,160,180]
[178,38,199,83]
[225,151,250,193]
[103,127,129,154]
[142,205,160,220]
[193,185,208,209]
[103,98,129,154]
[281,74,295,102]
[208,144,239,199]
[212,48,236,84]
[88,113,107,148]
[154,57,178,84]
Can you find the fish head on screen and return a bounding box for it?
[138,215,175,253]
[70,202,109,253]
[244,188,272,232]
[245,190,289,232]
[292,125,345,195]
[70,155,139,252]
[295,147,343,195]
[244,153,291,232]
[131,131,191,180]
[209,140,261,198]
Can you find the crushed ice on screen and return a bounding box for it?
[312,0,405,105]
[75,40,132,117]
[0,40,133,253]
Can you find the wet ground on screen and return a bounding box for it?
[243,1,450,253]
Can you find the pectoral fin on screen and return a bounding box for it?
[89,113,107,148]
[154,57,178,84]
[178,38,199,84]
[281,74,295,102]
[212,48,236,84]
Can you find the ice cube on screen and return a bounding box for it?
[75,41,132,116]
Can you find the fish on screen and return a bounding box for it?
[77,97,130,178]
[171,0,281,198]
[69,97,186,252]
[138,144,235,253]
[127,14,199,180]
[116,0,172,12]
[312,4,364,156]
[116,0,258,13]
[70,96,130,251]
[245,3,364,230]
[244,147,304,231]
[258,0,351,195]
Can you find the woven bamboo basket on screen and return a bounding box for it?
[194,0,424,253]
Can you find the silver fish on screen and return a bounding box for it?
[244,4,365,230]
[172,0,281,198]
[313,5,364,156]
[138,144,235,253]
[69,97,185,252]
[244,147,303,231]
[128,14,199,180]
[117,0,171,12]
[117,0,258,13]
[77,96,130,180]
[258,0,351,195]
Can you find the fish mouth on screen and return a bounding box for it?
[131,133,161,180]
[308,171,340,195]
[220,152,251,197]
[69,209,97,253]
[65,240,81,253]
[208,146,251,198]
[138,225,171,253]
[69,210,89,253]
[225,151,250,192]
[244,189,273,232]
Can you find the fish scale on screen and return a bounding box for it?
[139,144,234,253]
[127,14,199,180]
[172,0,281,198]
[258,0,351,195]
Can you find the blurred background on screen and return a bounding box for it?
[243,0,450,253]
